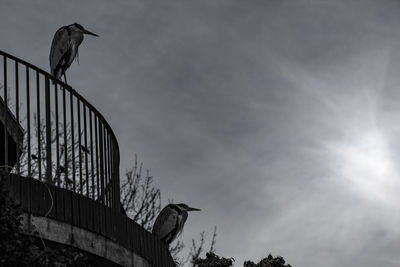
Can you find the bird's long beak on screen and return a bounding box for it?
[187,207,201,211]
[83,29,99,37]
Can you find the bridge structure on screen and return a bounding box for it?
[0,49,175,267]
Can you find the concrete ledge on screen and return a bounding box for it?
[20,213,153,267]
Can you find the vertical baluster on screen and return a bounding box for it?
[105,130,109,206]
[83,104,89,197]
[44,76,53,183]
[15,62,20,175]
[107,130,111,207]
[110,138,114,208]
[70,90,75,191]
[90,110,95,199]
[103,126,108,206]
[99,119,104,204]
[26,67,31,177]
[115,138,119,212]
[45,76,52,183]
[3,56,8,171]
[108,132,112,207]
[111,136,116,211]
[77,98,83,194]
[63,86,68,189]
[36,71,41,180]
[55,84,60,186]
[107,132,112,208]
[95,116,99,200]
[115,141,120,209]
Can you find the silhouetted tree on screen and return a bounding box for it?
[192,252,234,267]
[192,252,292,267]
[244,254,292,267]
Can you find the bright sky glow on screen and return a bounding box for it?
[328,129,400,204]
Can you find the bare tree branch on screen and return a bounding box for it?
[190,231,205,264]
[120,154,161,231]
[209,226,217,254]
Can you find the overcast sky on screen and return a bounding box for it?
[2,0,400,266]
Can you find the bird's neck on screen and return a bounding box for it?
[170,204,183,214]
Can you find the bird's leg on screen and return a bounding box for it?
[63,73,68,84]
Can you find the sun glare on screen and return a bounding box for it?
[329,130,399,203]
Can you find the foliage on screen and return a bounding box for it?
[0,177,89,267]
[192,252,234,267]
[191,252,292,267]
[244,254,292,267]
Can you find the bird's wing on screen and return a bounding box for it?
[49,26,71,77]
[166,213,185,243]
[152,204,179,239]
[176,212,188,237]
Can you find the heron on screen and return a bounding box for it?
[49,23,98,84]
[152,203,200,245]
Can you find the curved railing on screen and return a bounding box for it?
[0,49,176,266]
[0,49,120,210]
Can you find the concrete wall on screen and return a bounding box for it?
[20,213,153,267]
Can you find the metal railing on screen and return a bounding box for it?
[0,49,120,211]
[0,49,176,266]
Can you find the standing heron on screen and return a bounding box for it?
[49,23,98,84]
[152,203,200,245]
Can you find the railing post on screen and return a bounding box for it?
[15,62,20,175]
[99,119,104,203]
[113,141,120,212]
[36,72,41,180]
[3,56,8,171]
[45,76,52,183]
[26,67,31,177]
